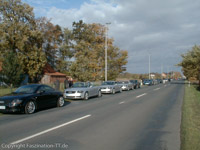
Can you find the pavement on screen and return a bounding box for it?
[0,81,184,150]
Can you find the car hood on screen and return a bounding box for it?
[99,85,114,88]
[0,93,33,101]
[65,87,88,92]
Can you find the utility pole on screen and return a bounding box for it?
[161,63,163,79]
[149,53,151,79]
[105,22,111,81]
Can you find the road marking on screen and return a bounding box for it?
[11,115,91,145]
[119,101,125,104]
[154,88,160,91]
[136,93,147,98]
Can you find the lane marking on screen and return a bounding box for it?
[119,101,125,104]
[154,88,160,91]
[11,115,91,145]
[136,93,147,98]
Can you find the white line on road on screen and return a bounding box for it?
[136,93,147,98]
[154,88,160,91]
[11,115,91,145]
[119,101,125,104]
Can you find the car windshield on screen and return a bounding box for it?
[102,82,115,85]
[14,85,39,94]
[72,82,88,88]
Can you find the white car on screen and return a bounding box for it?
[100,81,122,94]
[117,81,133,91]
[64,82,102,100]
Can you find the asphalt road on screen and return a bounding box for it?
[0,81,184,150]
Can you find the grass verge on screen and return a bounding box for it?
[0,88,16,97]
[181,84,200,150]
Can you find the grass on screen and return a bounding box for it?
[181,84,200,150]
[0,87,16,97]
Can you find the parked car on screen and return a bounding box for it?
[143,79,154,85]
[117,81,133,91]
[63,82,102,100]
[130,80,141,89]
[100,81,122,94]
[0,84,65,114]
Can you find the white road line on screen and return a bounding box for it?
[154,88,160,91]
[119,101,125,104]
[136,93,147,98]
[11,115,91,145]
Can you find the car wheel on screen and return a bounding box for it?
[98,90,102,97]
[25,101,36,114]
[112,89,115,94]
[84,92,89,100]
[127,87,130,91]
[57,97,65,107]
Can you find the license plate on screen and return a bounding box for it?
[0,106,5,110]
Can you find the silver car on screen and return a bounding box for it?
[117,81,134,91]
[64,82,102,100]
[100,81,122,94]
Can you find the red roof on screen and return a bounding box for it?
[45,72,67,77]
[43,64,67,77]
[43,63,56,73]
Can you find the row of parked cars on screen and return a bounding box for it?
[0,80,141,114]
[64,80,141,100]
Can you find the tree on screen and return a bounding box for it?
[0,52,24,86]
[70,20,128,81]
[0,0,46,82]
[178,45,200,86]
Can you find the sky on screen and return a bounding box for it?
[22,0,200,74]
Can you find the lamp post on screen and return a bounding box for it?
[105,22,111,81]
[148,53,151,79]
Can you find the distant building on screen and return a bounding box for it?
[40,64,69,84]
[162,73,167,78]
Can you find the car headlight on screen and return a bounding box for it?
[11,99,23,107]
[77,91,84,93]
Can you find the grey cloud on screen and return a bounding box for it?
[39,0,200,73]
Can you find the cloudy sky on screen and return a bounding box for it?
[22,0,200,74]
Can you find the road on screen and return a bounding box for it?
[0,81,184,150]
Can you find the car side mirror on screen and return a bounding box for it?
[38,90,45,94]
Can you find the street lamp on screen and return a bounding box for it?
[148,53,151,79]
[105,22,111,81]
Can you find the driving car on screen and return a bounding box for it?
[63,82,102,100]
[143,79,154,85]
[0,84,65,114]
[100,81,122,94]
[117,81,133,91]
[130,80,141,89]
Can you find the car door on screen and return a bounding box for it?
[36,85,56,108]
[88,82,96,97]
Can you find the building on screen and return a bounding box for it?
[40,64,69,84]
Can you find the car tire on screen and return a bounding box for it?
[57,97,65,107]
[25,101,36,114]
[84,92,89,100]
[98,90,102,97]
[112,89,115,94]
